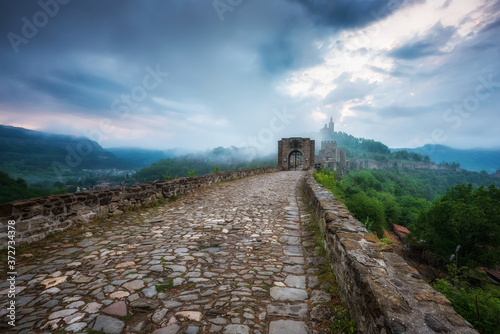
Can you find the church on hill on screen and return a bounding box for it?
[320,117,335,139]
[316,117,347,173]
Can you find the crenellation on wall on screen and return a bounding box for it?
[303,170,477,334]
[0,166,278,248]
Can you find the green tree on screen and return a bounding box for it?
[412,184,500,268]
[213,165,220,173]
[187,169,196,177]
[0,171,51,203]
[345,192,386,237]
[433,265,500,333]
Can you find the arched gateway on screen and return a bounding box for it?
[278,137,315,170]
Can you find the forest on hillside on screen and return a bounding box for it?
[315,167,500,333]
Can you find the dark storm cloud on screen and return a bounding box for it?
[292,0,423,29]
[25,69,125,111]
[388,23,456,59]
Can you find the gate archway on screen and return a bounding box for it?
[288,150,303,170]
[277,137,315,171]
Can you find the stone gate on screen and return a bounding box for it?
[278,137,315,170]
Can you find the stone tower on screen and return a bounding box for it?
[316,140,347,172]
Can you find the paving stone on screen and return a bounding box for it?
[64,312,85,325]
[175,311,203,321]
[152,308,169,323]
[84,301,103,313]
[116,261,136,269]
[41,276,67,288]
[269,320,310,334]
[153,324,181,334]
[284,246,303,256]
[110,290,130,299]
[310,290,332,303]
[130,298,161,310]
[48,308,78,320]
[150,265,164,272]
[65,322,87,332]
[102,301,128,316]
[224,324,250,333]
[270,287,308,301]
[285,275,306,289]
[283,265,305,275]
[92,315,125,334]
[42,299,59,308]
[210,317,227,324]
[267,303,308,318]
[122,280,145,291]
[185,325,200,334]
[66,301,85,309]
[163,301,182,308]
[142,286,158,298]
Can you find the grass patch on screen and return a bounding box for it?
[169,194,180,201]
[380,238,393,245]
[161,277,175,289]
[331,305,357,334]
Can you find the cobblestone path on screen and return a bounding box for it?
[1,171,339,334]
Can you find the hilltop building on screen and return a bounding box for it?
[320,117,335,139]
[315,117,347,172]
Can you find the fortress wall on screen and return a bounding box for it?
[303,170,476,334]
[347,158,450,171]
[0,167,277,248]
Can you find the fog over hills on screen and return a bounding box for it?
[0,124,131,183]
[2,124,499,186]
[393,144,500,173]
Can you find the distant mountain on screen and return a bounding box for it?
[0,125,132,183]
[392,144,500,173]
[106,147,179,168]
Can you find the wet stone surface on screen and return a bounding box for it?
[0,171,339,333]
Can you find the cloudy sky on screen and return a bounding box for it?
[1,0,499,152]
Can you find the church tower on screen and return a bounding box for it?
[328,117,334,134]
[320,117,335,140]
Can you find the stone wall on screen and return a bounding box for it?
[348,159,451,171]
[0,167,277,248]
[303,170,476,334]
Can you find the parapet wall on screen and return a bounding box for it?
[303,170,476,334]
[0,167,277,248]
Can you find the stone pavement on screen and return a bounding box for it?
[1,171,341,333]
